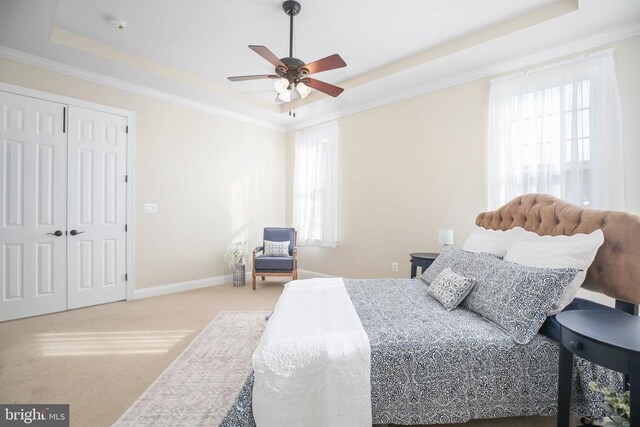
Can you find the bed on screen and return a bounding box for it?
[220,194,640,426]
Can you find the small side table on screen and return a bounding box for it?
[409,253,439,278]
[556,310,640,427]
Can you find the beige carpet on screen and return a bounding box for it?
[0,279,558,427]
[0,281,284,427]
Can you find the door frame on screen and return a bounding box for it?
[0,82,136,301]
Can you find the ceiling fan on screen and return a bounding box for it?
[227,0,347,115]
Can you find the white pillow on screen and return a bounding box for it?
[504,229,604,314]
[462,227,526,257]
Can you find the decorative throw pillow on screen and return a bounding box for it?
[419,248,498,285]
[460,256,579,344]
[427,267,475,310]
[264,240,290,257]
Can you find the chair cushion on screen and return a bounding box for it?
[264,228,295,256]
[255,255,297,271]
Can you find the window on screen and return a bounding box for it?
[292,123,339,247]
[488,49,624,210]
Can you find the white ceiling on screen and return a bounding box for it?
[0,0,639,131]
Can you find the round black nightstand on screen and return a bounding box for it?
[556,310,640,427]
[409,253,439,278]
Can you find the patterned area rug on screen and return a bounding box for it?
[112,311,268,427]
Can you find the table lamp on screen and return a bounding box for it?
[438,229,454,251]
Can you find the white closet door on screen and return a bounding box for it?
[67,107,127,309]
[0,91,67,322]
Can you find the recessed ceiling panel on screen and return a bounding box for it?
[53,0,561,89]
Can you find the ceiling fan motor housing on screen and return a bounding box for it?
[277,57,309,82]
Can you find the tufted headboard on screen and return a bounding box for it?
[476,194,640,305]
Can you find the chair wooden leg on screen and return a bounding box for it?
[262,276,265,281]
[252,271,256,290]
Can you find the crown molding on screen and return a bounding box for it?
[50,27,280,114]
[285,22,640,132]
[0,46,285,132]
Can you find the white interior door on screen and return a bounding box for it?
[0,91,67,322]
[67,106,127,309]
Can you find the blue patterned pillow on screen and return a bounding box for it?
[427,267,475,310]
[460,256,578,344]
[419,248,498,285]
[421,248,578,344]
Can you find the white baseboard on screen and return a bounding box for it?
[132,269,333,299]
[132,273,242,299]
[297,269,335,278]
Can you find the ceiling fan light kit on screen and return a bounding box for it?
[227,0,346,118]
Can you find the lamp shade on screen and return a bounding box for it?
[273,78,290,94]
[438,229,454,246]
[296,81,311,99]
[277,90,291,102]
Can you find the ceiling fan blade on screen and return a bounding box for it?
[227,74,278,82]
[249,45,286,68]
[302,78,344,97]
[303,54,346,75]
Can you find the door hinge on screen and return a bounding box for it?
[63,107,66,133]
[125,273,128,281]
[126,125,129,134]
[125,224,128,232]
[125,175,128,183]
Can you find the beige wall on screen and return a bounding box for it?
[2,35,637,288]
[0,58,287,289]
[287,35,640,279]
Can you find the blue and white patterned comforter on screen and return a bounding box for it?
[220,278,622,426]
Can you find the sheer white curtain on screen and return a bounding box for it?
[488,49,624,210]
[292,123,339,247]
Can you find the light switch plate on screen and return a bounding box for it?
[143,203,157,213]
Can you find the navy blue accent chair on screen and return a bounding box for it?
[252,227,297,290]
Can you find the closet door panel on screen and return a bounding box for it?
[0,91,67,322]
[67,107,127,309]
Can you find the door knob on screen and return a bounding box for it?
[69,230,85,236]
[47,230,63,237]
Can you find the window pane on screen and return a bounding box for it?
[548,140,561,165]
[543,112,560,142]
[563,83,573,111]
[580,168,591,206]
[578,80,590,109]
[565,112,573,140]
[580,138,591,162]
[548,86,560,114]
[577,110,590,138]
